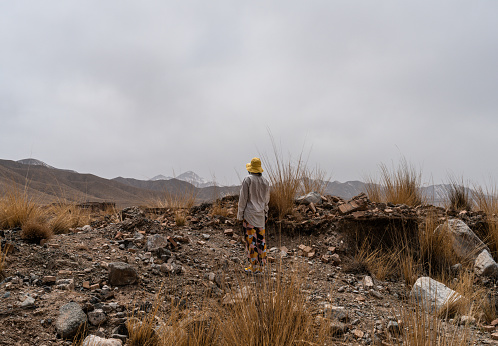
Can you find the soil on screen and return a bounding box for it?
[0,196,497,345]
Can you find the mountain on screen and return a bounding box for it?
[17,158,77,173]
[149,171,217,188]
[149,174,172,181]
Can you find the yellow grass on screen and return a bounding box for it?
[125,263,329,346]
[366,157,424,207]
[46,202,92,234]
[444,176,472,211]
[474,185,498,256]
[0,183,37,229]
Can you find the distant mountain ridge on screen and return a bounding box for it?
[2,158,469,207]
[149,170,217,188]
[17,158,77,173]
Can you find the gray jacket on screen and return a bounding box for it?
[237,173,270,228]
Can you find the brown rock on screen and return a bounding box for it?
[224,229,234,236]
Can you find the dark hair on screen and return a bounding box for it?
[249,172,262,176]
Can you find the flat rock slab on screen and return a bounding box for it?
[108,262,138,286]
[56,302,87,339]
[436,219,489,262]
[82,335,122,346]
[411,277,462,313]
[296,192,322,205]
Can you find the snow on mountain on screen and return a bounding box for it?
[150,174,173,181]
[148,171,217,187]
[17,158,55,169]
[16,158,77,173]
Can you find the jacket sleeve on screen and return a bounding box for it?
[237,177,249,220]
[264,181,270,217]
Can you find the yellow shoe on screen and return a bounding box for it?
[244,266,254,274]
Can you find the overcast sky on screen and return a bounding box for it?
[1,1,497,186]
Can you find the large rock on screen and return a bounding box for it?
[435,219,489,261]
[108,262,138,286]
[56,302,88,339]
[411,277,462,313]
[474,249,498,277]
[296,192,322,205]
[147,234,168,253]
[82,335,122,346]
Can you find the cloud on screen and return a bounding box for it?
[1,1,498,186]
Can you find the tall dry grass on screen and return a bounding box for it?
[474,185,498,256]
[366,157,424,207]
[126,263,329,346]
[0,183,37,229]
[444,177,473,211]
[46,202,92,234]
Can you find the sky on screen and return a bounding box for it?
[1,1,498,187]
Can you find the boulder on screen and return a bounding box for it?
[108,262,138,286]
[435,219,489,261]
[296,192,322,205]
[410,277,462,313]
[474,249,498,277]
[82,335,122,346]
[147,234,168,253]
[56,302,88,339]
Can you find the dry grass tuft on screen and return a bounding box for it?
[0,183,37,229]
[300,166,329,196]
[366,157,424,207]
[445,177,473,211]
[474,185,498,256]
[47,203,92,234]
[219,266,327,346]
[20,215,53,242]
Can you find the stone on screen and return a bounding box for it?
[56,302,88,339]
[363,276,374,289]
[42,276,56,284]
[459,315,475,325]
[81,225,92,232]
[88,309,107,326]
[387,320,400,335]
[492,332,498,340]
[82,335,122,346]
[108,262,138,286]
[20,296,35,308]
[330,254,341,264]
[435,219,489,262]
[352,329,364,338]
[146,235,168,253]
[295,191,322,205]
[474,249,498,277]
[56,279,74,290]
[369,289,383,300]
[328,321,348,336]
[410,277,462,313]
[324,304,349,322]
[224,229,234,236]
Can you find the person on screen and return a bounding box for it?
[237,157,271,273]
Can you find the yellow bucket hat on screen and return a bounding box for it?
[246,157,264,173]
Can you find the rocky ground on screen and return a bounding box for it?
[1,193,498,345]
